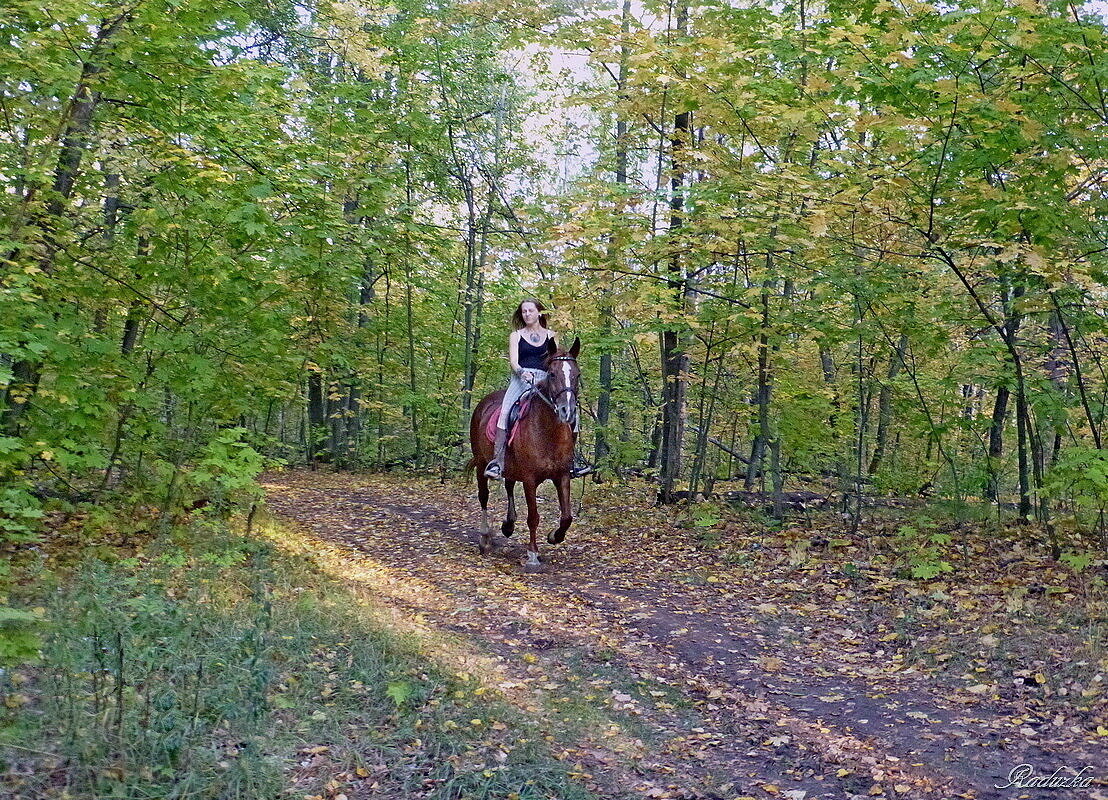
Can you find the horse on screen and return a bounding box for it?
[469,337,582,571]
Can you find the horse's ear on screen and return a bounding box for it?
[569,336,581,357]
[546,337,558,355]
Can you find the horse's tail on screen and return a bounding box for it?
[463,456,477,475]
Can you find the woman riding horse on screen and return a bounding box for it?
[470,326,586,568]
[484,299,592,479]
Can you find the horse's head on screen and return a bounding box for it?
[543,336,581,426]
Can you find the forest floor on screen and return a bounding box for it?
[262,469,1107,800]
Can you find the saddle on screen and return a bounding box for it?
[485,390,536,447]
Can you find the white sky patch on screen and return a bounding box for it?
[505,43,597,191]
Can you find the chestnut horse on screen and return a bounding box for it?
[469,337,582,570]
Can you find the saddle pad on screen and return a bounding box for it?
[484,409,498,444]
[484,393,534,445]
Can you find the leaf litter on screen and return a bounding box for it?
[262,470,1107,800]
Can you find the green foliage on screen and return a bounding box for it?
[552,0,1108,523]
[385,679,415,707]
[0,606,43,665]
[692,511,721,528]
[909,557,954,582]
[897,524,954,581]
[0,487,43,544]
[185,427,267,508]
[0,0,549,502]
[1044,447,1108,509]
[1,0,1106,548]
[1059,551,1095,575]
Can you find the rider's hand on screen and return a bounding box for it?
[523,370,535,384]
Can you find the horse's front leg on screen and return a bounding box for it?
[477,472,493,555]
[521,480,542,571]
[548,473,573,544]
[502,479,517,537]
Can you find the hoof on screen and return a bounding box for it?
[521,560,544,573]
[520,552,543,572]
[501,521,515,537]
[478,537,492,556]
[548,530,567,545]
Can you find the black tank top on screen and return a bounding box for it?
[518,334,550,370]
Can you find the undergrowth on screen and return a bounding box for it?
[0,519,593,800]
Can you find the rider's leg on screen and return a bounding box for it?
[485,425,509,478]
[485,375,522,479]
[570,450,595,478]
[485,369,548,479]
[569,409,594,477]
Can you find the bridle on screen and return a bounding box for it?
[526,355,579,418]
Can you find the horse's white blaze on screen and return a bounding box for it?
[561,361,573,421]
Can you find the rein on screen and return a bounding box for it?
[525,356,578,415]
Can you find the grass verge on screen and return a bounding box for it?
[0,517,594,800]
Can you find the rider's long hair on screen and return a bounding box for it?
[511,299,549,330]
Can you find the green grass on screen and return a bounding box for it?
[0,519,594,800]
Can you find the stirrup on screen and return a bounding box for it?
[484,460,503,479]
[570,456,594,478]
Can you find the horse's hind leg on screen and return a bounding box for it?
[477,473,493,555]
[521,480,542,571]
[502,479,517,537]
[548,473,573,544]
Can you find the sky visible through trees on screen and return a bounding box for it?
[3,4,1108,796]
[1,0,1107,545]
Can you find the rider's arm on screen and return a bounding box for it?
[508,330,523,376]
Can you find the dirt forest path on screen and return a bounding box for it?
[262,471,1105,800]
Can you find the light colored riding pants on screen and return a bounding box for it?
[495,369,580,433]
[496,369,547,429]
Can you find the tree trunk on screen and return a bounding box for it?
[120,234,149,356]
[595,0,633,471]
[341,196,366,466]
[658,0,690,504]
[1,14,130,433]
[988,386,1010,461]
[458,173,479,420]
[93,172,121,334]
[403,154,421,459]
[746,279,774,492]
[868,333,907,475]
[307,372,328,465]
[687,329,717,499]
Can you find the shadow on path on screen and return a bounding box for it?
[263,472,1105,800]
